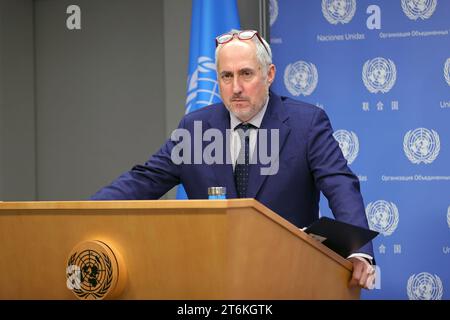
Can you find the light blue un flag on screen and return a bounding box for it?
[176,0,240,199]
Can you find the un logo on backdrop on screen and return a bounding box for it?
[403,128,440,164]
[407,272,443,300]
[269,0,279,26]
[284,61,318,96]
[366,200,399,236]
[447,206,450,229]
[333,130,359,165]
[185,56,221,114]
[401,0,437,20]
[444,58,450,86]
[362,57,397,93]
[321,0,356,25]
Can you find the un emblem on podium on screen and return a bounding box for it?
[66,240,126,300]
[407,272,443,300]
[403,128,440,164]
[321,0,356,25]
[401,0,437,20]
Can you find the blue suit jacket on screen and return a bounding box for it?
[92,92,374,256]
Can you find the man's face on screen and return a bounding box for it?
[217,39,275,122]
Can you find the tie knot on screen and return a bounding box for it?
[235,123,255,132]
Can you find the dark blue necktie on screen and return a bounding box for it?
[234,123,255,198]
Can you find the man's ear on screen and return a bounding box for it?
[267,64,276,85]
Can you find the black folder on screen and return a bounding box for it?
[304,217,379,258]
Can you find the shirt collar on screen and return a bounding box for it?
[229,96,269,130]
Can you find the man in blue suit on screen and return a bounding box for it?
[92,30,375,289]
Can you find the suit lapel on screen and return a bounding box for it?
[205,93,290,199]
[247,93,291,199]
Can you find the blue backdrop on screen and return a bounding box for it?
[269,0,450,300]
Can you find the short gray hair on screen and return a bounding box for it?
[215,29,273,76]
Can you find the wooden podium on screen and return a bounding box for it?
[0,199,360,299]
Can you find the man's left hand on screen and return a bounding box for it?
[348,256,375,289]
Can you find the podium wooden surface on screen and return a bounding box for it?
[0,199,360,299]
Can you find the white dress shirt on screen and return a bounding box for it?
[229,98,269,170]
